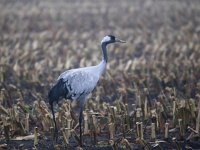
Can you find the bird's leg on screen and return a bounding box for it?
[79,107,83,147]
[50,103,58,141]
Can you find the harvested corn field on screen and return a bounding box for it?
[0,0,200,149]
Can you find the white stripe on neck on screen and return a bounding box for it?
[101,36,111,44]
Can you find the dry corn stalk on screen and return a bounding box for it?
[156,102,163,130]
[136,138,150,150]
[0,105,8,115]
[136,108,142,122]
[137,95,141,108]
[136,122,140,138]
[116,101,121,112]
[0,144,7,149]
[196,109,200,133]
[15,134,35,140]
[17,102,35,123]
[140,122,144,140]
[125,104,130,130]
[65,128,71,143]
[173,100,176,125]
[121,138,132,150]
[92,115,97,131]
[136,122,143,139]
[178,118,184,138]
[71,129,81,145]
[108,123,115,140]
[50,126,54,138]
[25,113,29,133]
[4,122,10,141]
[164,122,169,139]
[92,114,98,144]
[110,106,116,122]
[151,123,156,140]
[144,98,148,120]
[61,128,69,145]
[34,127,38,147]
[83,111,89,134]
[132,104,136,112]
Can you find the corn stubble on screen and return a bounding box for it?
[0,0,200,149]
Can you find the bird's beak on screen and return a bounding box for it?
[115,38,126,43]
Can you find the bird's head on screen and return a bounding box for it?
[101,35,126,45]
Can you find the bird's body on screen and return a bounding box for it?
[48,35,125,146]
[49,59,106,104]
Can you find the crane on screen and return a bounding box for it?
[48,35,126,146]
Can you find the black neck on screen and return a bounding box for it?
[101,42,108,62]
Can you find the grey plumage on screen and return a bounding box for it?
[58,68,100,100]
[49,64,105,105]
[48,35,125,146]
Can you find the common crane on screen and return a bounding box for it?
[48,35,126,146]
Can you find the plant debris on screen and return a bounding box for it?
[0,0,200,149]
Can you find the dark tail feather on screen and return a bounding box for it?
[48,79,68,104]
[48,79,68,141]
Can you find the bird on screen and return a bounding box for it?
[48,35,126,146]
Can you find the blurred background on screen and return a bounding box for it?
[0,0,200,149]
[1,0,199,102]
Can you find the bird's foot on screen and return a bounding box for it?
[76,146,84,150]
[79,142,89,148]
[79,143,86,148]
[79,140,83,148]
[53,128,59,142]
